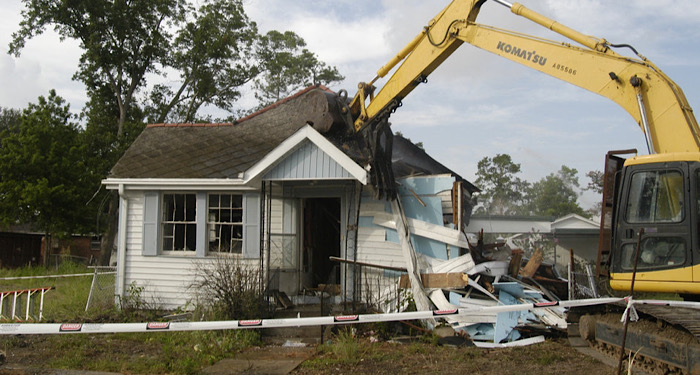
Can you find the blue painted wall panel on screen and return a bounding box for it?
[399,176,455,195]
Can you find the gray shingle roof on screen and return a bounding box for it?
[109,85,476,194]
[109,87,341,179]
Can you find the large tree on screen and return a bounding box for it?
[583,170,604,216]
[0,108,21,133]
[526,165,586,218]
[9,0,188,138]
[254,30,344,108]
[80,85,146,264]
[9,0,345,264]
[146,0,259,123]
[0,91,92,266]
[474,154,530,215]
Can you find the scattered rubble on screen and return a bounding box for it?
[382,199,571,348]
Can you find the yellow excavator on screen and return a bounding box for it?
[336,0,700,371]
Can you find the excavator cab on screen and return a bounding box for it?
[607,154,700,297]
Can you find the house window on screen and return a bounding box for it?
[162,193,197,251]
[208,194,243,254]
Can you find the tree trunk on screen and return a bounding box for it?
[98,192,119,266]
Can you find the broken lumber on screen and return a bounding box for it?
[390,199,432,314]
[508,249,524,278]
[519,248,543,278]
[399,272,468,289]
[329,256,407,272]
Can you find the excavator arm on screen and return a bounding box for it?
[348,0,700,160]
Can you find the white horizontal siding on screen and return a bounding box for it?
[438,190,453,217]
[121,191,262,310]
[125,195,144,253]
[356,227,405,269]
[124,253,259,309]
[269,198,283,233]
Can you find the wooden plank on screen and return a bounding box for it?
[329,256,407,272]
[520,248,544,278]
[399,272,468,288]
[508,249,524,278]
[372,212,470,248]
[391,200,432,313]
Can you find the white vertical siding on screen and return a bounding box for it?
[264,141,353,180]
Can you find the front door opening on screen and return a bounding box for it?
[302,197,341,290]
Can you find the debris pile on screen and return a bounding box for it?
[351,174,571,347]
[387,202,568,347]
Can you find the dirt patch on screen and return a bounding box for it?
[291,338,613,375]
[0,334,613,375]
[204,346,315,375]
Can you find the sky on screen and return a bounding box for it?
[2,0,700,209]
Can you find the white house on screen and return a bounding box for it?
[467,213,601,272]
[102,87,479,310]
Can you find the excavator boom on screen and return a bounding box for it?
[350,0,700,154]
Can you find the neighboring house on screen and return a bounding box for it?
[0,225,100,268]
[0,226,42,268]
[102,86,479,310]
[468,214,601,271]
[550,214,601,266]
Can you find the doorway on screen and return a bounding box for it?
[302,197,341,290]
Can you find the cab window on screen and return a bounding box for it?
[626,170,684,223]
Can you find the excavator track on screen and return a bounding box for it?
[632,304,700,342]
[570,303,700,375]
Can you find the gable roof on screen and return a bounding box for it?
[551,214,600,232]
[109,86,342,179]
[107,86,476,193]
[246,125,367,184]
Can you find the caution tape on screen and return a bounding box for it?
[0,297,630,335]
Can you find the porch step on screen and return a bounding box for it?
[273,290,294,309]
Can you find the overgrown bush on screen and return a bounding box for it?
[190,256,271,320]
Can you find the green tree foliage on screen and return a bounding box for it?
[583,170,604,216]
[9,0,188,138]
[0,107,21,133]
[526,165,586,218]
[0,91,92,237]
[474,154,530,215]
[584,170,604,195]
[146,0,259,123]
[254,30,344,108]
[9,0,345,264]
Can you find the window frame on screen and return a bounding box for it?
[625,169,685,224]
[207,193,244,255]
[160,192,198,254]
[142,190,259,258]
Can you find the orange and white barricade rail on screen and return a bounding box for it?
[0,287,53,322]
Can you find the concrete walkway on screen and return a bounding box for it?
[203,346,316,375]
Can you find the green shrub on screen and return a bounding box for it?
[189,257,271,320]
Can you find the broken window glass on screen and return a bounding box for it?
[208,193,243,254]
